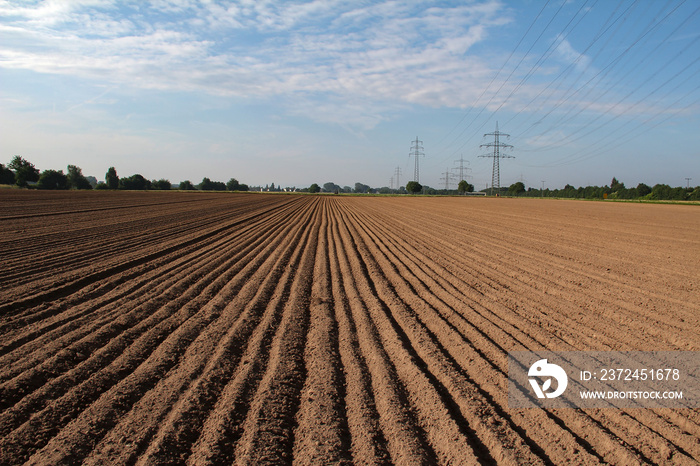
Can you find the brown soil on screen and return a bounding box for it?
[1,191,698,465]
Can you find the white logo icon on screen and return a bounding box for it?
[528,359,568,398]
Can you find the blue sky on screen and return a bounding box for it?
[1,0,699,190]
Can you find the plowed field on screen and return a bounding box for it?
[1,190,698,465]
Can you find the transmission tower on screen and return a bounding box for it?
[395,166,402,191]
[409,137,425,183]
[453,155,471,182]
[440,168,456,190]
[479,122,514,196]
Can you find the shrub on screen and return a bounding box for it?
[105,167,119,189]
[199,177,226,190]
[37,169,68,189]
[8,156,39,187]
[152,179,172,190]
[119,174,151,190]
[0,163,15,185]
[67,165,92,189]
[406,181,422,194]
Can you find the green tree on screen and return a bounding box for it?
[650,184,671,200]
[37,169,68,189]
[8,156,39,187]
[610,177,625,192]
[457,180,474,194]
[119,174,151,190]
[636,183,652,197]
[406,181,422,194]
[323,182,341,193]
[178,180,195,190]
[227,178,242,191]
[616,187,636,199]
[152,179,171,190]
[199,177,214,190]
[308,183,321,193]
[0,163,15,185]
[199,177,226,190]
[669,186,687,200]
[67,165,92,189]
[354,182,371,193]
[105,166,119,189]
[688,187,700,201]
[508,181,525,196]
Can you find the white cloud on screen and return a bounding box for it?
[554,35,592,73]
[0,0,511,128]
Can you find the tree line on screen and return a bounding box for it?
[307,177,699,200]
[4,156,694,200]
[312,180,475,195]
[503,177,700,201]
[0,156,249,192]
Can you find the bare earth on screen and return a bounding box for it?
[1,191,698,465]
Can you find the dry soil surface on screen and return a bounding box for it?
[1,191,698,465]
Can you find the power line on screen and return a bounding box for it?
[506,0,639,134]
[444,0,589,162]
[484,0,599,127]
[433,1,697,176]
[430,0,556,167]
[523,50,700,164]
[411,0,698,190]
[535,86,700,169]
[515,0,696,149]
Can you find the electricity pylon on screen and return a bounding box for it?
[479,122,514,196]
[440,167,456,190]
[453,155,471,182]
[395,166,402,191]
[409,137,424,183]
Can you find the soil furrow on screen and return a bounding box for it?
[183,199,322,465]
[0,200,305,462]
[340,204,528,465]
[230,200,321,465]
[1,192,696,465]
[350,203,614,464]
[291,199,353,465]
[89,198,317,465]
[333,200,433,464]
[326,199,392,464]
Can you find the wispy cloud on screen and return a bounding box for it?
[553,35,592,74]
[0,0,510,128]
